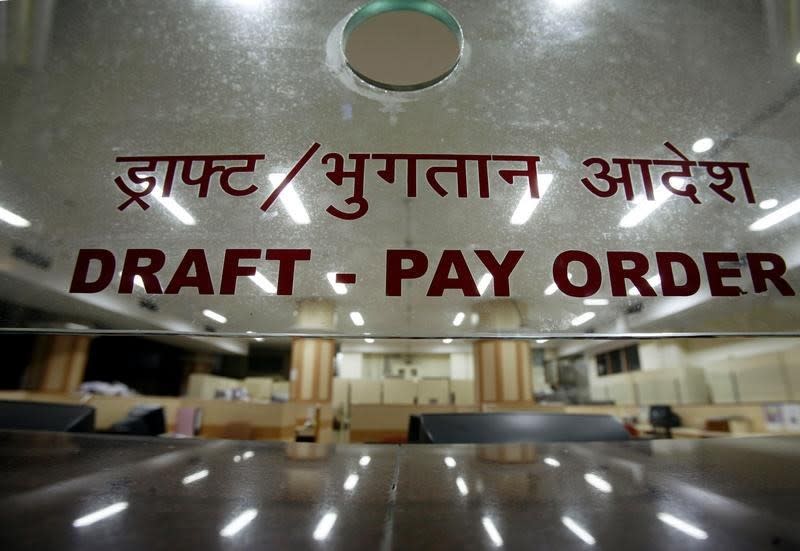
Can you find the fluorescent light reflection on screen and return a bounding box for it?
[749,197,800,231]
[243,450,254,460]
[758,198,778,210]
[349,311,365,326]
[249,271,277,294]
[442,338,453,344]
[544,457,560,467]
[203,309,227,324]
[583,298,608,306]
[657,512,708,540]
[72,502,128,527]
[456,477,469,496]
[0,205,31,228]
[452,312,465,327]
[510,173,553,225]
[571,312,596,327]
[219,508,258,537]
[154,186,195,225]
[269,173,310,224]
[691,138,714,153]
[182,469,209,485]
[313,512,338,541]
[535,339,549,344]
[326,272,348,295]
[364,338,375,344]
[584,473,613,493]
[477,273,493,295]
[618,185,672,228]
[359,455,371,467]
[343,474,359,491]
[482,517,504,547]
[562,516,596,545]
[629,275,662,296]
[444,456,456,468]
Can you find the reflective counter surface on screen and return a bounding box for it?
[1,431,800,549]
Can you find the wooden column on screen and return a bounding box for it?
[474,339,533,405]
[26,335,91,393]
[289,337,336,403]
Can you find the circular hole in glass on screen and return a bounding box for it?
[343,0,463,91]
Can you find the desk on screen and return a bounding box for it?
[1,431,800,548]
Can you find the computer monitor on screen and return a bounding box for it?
[0,400,95,433]
[109,405,166,436]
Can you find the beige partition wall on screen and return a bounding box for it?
[24,335,91,393]
[290,338,336,403]
[474,340,533,405]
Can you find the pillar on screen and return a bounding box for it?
[289,300,336,403]
[473,300,534,406]
[24,335,91,393]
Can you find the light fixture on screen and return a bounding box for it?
[364,338,375,344]
[72,502,129,528]
[629,275,662,296]
[657,512,708,540]
[154,186,195,225]
[749,197,800,231]
[562,516,596,545]
[456,477,469,496]
[535,339,549,344]
[583,298,609,306]
[452,312,465,327]
[313,512,338,541]
[444,456,456,468]
[326,272,348,295]
[618,184,672,228]
[477,273,493,295]
[571,312,596,327]
[182,469,209,485]
[691,138,714,153]
[349,311,365,326]
[442,338,453,344]
[269,173,310,224]
[544,457,560,467]
[359,455,371,467]
[0,205,31,228]
[481,517,504,547]
[219,509,258,537]
[510,173,554,225]
[758,198,778,210]
[584,473,613,493]
[343,474,359,491]
[203,309,227,324]
[249,271,277,294]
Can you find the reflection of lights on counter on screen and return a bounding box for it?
[359,455,371,467]
[749,198,800,231]
[313,512,338,541]
[544,457,560,467]
[657,512,708,540]
[343,474,359,491]
[444,456,457,468]
[584,473,613,493]
[481,516,504,547]
[182,469,209,485]
[243,450,254,460]
[562,516,596,545]
[219,508,258,537]
[456,477,469,496]
[203,309,227,324]
[73,502,128,527]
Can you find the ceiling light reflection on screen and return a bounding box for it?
[456,476,469,496]
[153,186,195,225]
[618,185,672,228]
[364,338,375,344]
[691,138,714,153]
[535,339,549,344]
[481,517,504,547]
[657,512,708,540]
[477,273,493,295]
[510,174,554,225]
[182,469,209,485]
[758,198,778,210]
[571,312,596,327]
[0,205,31,228]
[349,311,365,326]
[326,272,348,295]
[219,508,258,537]
[269,173,310,224]
[202,309,227,324]
[359,455,371,467]
[584,473,613,493]
[583,298,609,306]
[452,312,465,327]
[444,456,456,468]
[562,516,596,545]
[442,338,453,344]
[313,512,338,541]
[72,502,128,527]
[343,474,359,491]
[749,197,800,231]
[629,275,662,296]
[243,450,254,460]
[249,271,277,294]
[544,457,560,467]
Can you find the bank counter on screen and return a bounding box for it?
[0,430,799,549]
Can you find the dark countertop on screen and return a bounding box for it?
[1,431,800,549]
